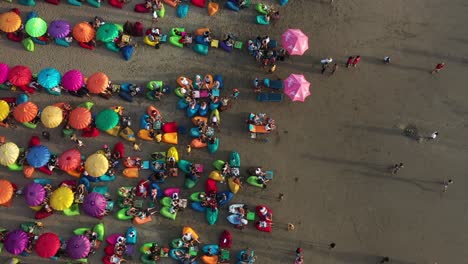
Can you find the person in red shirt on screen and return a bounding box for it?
[431,62,445,74]
[352,55,361,67]
[346,56,354,68]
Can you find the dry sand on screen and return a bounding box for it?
[1,0,468,263]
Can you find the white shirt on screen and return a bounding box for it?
[212,116,218,123]
[430,132,438,139]
[321,58,333,64]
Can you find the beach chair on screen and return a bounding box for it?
[256,93,283,102]
[263,78,284,90]
[268,40,278,49]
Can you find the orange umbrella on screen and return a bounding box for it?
[13,102,38,123]
[0,179,14,206]
[68,107,91,130]
[0,12,22,33]
[72,22,95,43]
[86,72,109,94]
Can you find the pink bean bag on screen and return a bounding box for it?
[134,3,150,12]
[191,0,205,8]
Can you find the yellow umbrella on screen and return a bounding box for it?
[49,186,73,211]
[0,12,22,33]
[85,153,109,177]
[0,100,10,122]
[40,105,63,128]
[0,142,20,166]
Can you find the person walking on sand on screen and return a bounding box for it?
[352,56,361,67]
[321,64,328,74]
[427,131,438,141]
[391,163,404,174]
[321,57,333,66]
[328,242,336,249]
[431,63,445,74]
[346,56,354,68]
[383,56,391,64]
[443,179,453,192]
[331,63,338,75]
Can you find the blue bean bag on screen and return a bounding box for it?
[256,15,270,25]
[121,45,134,61]
[193,44,208,55]
[87,0,101,7]
[194,35,209,46]
[225,1,239,11]
[31,37,48,45]
[177,4,189,18]
[209,101,219,110]
[119,90,134,102]
[68,0,82,6]
[20,0,35,6]
[177,99,189,110]
[214,75,223,89]
[190,127,201,138]
[187,104,200,118]
[220,41,233,53]
[16,94,29,105]
[26,11,38,22]
[78,177,91,191]
[55,38,71,47]
[279,0,288,6]
[198,106,208,116]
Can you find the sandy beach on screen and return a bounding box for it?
[2,0,468,263]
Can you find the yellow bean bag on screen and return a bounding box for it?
[105,125,120,136]
[162,132,178,145]
[208,170,224,182]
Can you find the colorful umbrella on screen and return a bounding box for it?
[86,72,109,94]
[0,12,22,33]
[4,229,29,255]
[48,20,70,39]
[36,232,60,258]
[24,182,46,206]
[0,179,14,205]
[41,105,63,128]
[72,22,95,43]
[83,192,107,217]
[0,63,9,83]
[38,68,61,89]
[0,100,10,122]
[25,17,48,38]
[68,107,91,129]
[50,186,73,211]
[13,102,38,123]
[95,109,119,131]
[96,23,119,43]
[281,29,309,56]
[58,148,81,171]
[26,145,51,168]
[0,142,20,166]
[62,70,84,92]
[85,153,109,177]
[284,74,311,102]
[7,65,32,86]
[66,235,91,259]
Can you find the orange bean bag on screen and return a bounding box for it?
[147,105,161,118]
[191,116,208,125]
[138,129,154,141]
[123,168,139,178]
[201,255,218,264]
[203,74,214,89]
[208,2,219,16]
[23,166,35,178]
[133,215,152,225]
[163,0,178,7]
[66,170,82,178]
[194,28,210,36]
[177,76,193,88]
[191,138,207,149]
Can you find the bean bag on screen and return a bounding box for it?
[191,116,207,125]
[208,2,219,16]
[35,210,53,219]
[55,38,70,47]
[7,32,23,42]
[220,41,233,53]
[162,132,178,145]
[205,178,217,194]
[169,36,183,48]
[191,138,207,149]
[45,0,60,4]
[194,28,210,36]
[121,45,134,61]
[66,170,81,178]
[158,4,166,18]
[208,138,219,154]
[170,27,185,36]
[109,0,124,8]
[177,4,189,18]
[116,208,134,220]
[22,38,34,52]
[63,204,80,216]
[123,168,139,178]
[162,122,178,133]
[26,12,38,22]
[133,22,144,36]
[256,15,270,25]
[105,42,120,52]
[19,0,35,6]
[191,0,205,7]
[225,1,239,11]
[87,0,101,7]
[187,104,200,117]
[31,37,47,45]
[214,75,223,89]
[193,44,209,55]
[82,127,100,137]
[190,127,201,138]
[138,129,153,141]
[134,3,150,12]
[279,0,288,6]
[195,35,209,45]
[201,255,218,264]
[68,0,82,5]
[17,94,29,104]
[163,0,177,7]
[99,175,115,182]
[79,42,95,50]
[177,99,189,110]
[133,216,152,225]
[8,163,23,171]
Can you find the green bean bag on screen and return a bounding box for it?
[193,44,208,55]
[115,24,123,33]
[147,81,163,91]
[68,0,82,5]
[19,0,35,5]
[116,208,134,220]
[160,206,176,220]
[22,122,37,129]
[185,178,198,189]
[87,0,101,7]
[170,28,185,36]
[206,208,218,225]
[247,176,264,188]
[178,160,192,174]
[63,203,80,216]
[171,238,184,249]
[140,254,156,264]
[105,42,120,52]
[160,197,172,207]
[22,38,35,52]
[255,3,268,14]
[174,87,185,98]
[189,192,205,202]
[73,227,91,235]
[157,4,166,18]
[169,36,183,48]
[78,101,94,110]
[256,15,270,25]
[140,242,156,254]
[212,160,225,171]
[8,163,23,171]
[92,223,105,241]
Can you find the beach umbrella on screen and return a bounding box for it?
[0,142,20,166]
[25,17,48,37]
[0,63,9,83]
[13,102,38,123]
[0,100,10,122]
[281,29,309,56]
[27,145,51,168]
[7,65,32,86]
[4,229,29,255]
[37,68,61,89]
[41,105,63,128]
[50,186,73,211]
[58,148,81,171]
[86,72,109,94]
[62,70,84,92]
[68,107,91,129]
[284,74,311,102]
[48,20,70,39]
[66,235,91,259]
[96,23,119,43]
[95,109,119,131]
[0,12,22,33]
[24,182,46,206]
[0,179,14,206]
[83,192,107,217]
[85,153,108,177]
[36,232,60,258]
[72,22,95,43]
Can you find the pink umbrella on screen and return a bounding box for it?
[281,29,309,55]
[284,74,311,102]
[62,70,84,92]
[0,63,9,84]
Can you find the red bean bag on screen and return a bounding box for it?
[7,32,23,42]
[78,42,95,50]
[134,3,150,12]
[38,166,53,175]
[133,22,144,37]
[205,178,217,194]
[29,136,41,148]
[45,0,60,5]
[162,122,178,133]
[17,85,35,94]
[113,142,125,159]
[191,0,205,7]
[109,0,124,8]
[35,210,53,219]
[104,245,114,256]
[102,256,112,264]
[82,126,100,137]
[0,97,16,104]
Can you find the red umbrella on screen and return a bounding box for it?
[35,232,60,258]
[58,148,81,171]
[7,65,32,86]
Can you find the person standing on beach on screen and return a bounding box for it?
[346,56,354,68]
[321,57,332,74]
[391,163,404,174]
[427,131,438,141]
[443,179,453,192]
[431,63,445,74]
[378,256,390,263]
[331,63,338,75]
[321,64,328,74]
[352,56,361,67]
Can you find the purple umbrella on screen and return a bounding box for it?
[62,70,84,92]
[66,235,91,259]
[82,192,107,218]
[4,229,29,255]
[25,182,46,206]
[0,63,9,84]
[48,20,71,39]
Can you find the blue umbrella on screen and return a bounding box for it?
[38,68,61,89]
[26,145,51,168]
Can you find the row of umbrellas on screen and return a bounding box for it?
[0,11,120,43]
[0,63,110,93]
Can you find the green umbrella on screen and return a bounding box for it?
[25,17,48,38]
[96,23,119,43]
[95,109,119,131]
